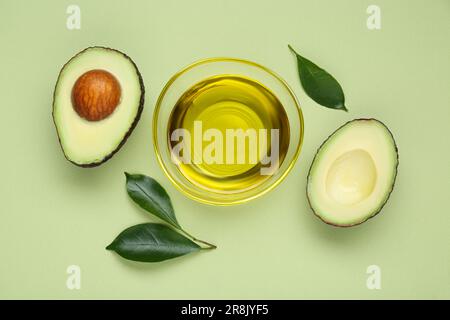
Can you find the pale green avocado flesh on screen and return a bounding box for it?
[52,47,144,167]
[307,119,398,227]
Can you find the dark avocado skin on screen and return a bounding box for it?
[306,118,399,227]
[52,46,145,168]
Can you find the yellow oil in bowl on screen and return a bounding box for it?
[167,75,290,193]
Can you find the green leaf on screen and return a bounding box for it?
[288,45,347,111]
[106,223,201,262]
[125,173,181,229]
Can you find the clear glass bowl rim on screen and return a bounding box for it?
[153,57,305,205]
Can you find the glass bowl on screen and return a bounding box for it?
[153,58,304,205]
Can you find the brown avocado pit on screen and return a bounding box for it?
[71,69,122,121]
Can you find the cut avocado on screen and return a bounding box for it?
[52,47,145,167]
[307,119,398,227]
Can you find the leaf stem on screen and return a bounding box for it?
[180,229,217,250]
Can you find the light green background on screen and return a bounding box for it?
[0,0,449,299]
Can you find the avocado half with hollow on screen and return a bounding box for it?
[307,119,398,227]
[52,47,145,167]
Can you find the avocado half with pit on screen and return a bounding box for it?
[307,119,398,227]
[52,47,145,167]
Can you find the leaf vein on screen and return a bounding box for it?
[133,181,178,227]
